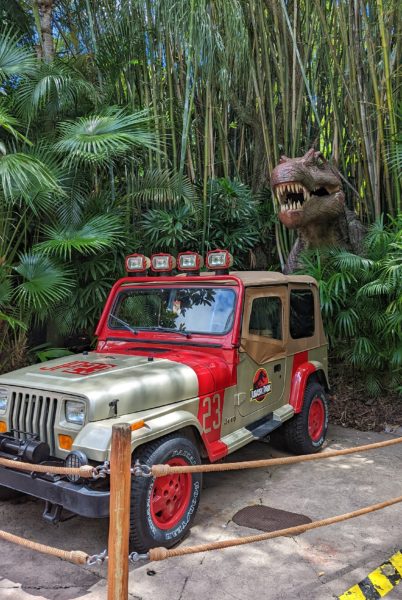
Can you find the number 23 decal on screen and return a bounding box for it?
[201,393,222,434]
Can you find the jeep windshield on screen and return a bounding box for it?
[109,287,236,335]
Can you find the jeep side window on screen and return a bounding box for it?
[249,297,282,340]
[289,289,315,338]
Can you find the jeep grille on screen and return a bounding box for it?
[9,390,58,455]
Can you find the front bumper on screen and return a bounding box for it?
[0,465,109,518]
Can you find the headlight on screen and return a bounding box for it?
[65,400,86,425]
[0,389,8,415]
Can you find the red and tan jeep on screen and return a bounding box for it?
[0,250,329,551]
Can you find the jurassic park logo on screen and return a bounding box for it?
[250,368,272,403]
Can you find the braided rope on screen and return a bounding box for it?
[0,529,89,565]
[151,436,402,477]
[0,457,95,478]
[149,494,402,561]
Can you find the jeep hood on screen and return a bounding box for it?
[0,352,213,421]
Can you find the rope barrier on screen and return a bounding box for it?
[0,529,89,565]
[148,494,402,561]
[0,456,95,478]
[150,435,402,477]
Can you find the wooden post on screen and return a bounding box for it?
[107,423,132,600]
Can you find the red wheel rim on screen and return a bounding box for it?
[308,397,325,442]
[150,457,192,530]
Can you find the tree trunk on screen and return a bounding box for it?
[36,0,54,62]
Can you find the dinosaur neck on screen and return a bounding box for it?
[299,216,348,249]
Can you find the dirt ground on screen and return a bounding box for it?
[328,360,401,432]
[1,424,402,600]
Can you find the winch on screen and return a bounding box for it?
[0,432,50,463]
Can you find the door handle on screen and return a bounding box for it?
[274,364,281,373]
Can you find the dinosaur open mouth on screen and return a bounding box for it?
[274,182,330,212]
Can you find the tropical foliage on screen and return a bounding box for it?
[298,216,402,396]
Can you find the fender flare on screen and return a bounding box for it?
[72,410,204,462]
[289,360,329,413]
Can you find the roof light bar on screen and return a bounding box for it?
[125,253,151,276]
[177,251,204,274]
[150,253,176,274]
[206,250,233,274]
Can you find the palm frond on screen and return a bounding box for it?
[0,311,27,330]
[55,107,157,166]
[15,59,96,120]
[34,214,124,259]
[130,169,198,206]
[0,152,64,209]
[0,101,31,144]
[357,280,394,297]
[0,28,36,81]
[328,248,374,272]
[334,308,359,338]
[0,274,13,306]
[13,253,75,311]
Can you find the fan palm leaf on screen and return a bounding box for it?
[0,152,64,209]
[14,253,75,311]
[55,108,157,166]
[0,28,36,81]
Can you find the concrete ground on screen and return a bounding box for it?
[1,424,402,600]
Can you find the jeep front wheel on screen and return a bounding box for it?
[283,382,328,454]
[129,434,202,553]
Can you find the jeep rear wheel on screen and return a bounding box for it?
[283,382,328,454]
[129,434,202,553]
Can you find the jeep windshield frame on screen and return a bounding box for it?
[107,285,237,337]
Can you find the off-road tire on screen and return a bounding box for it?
[283,382,328,454]
[129,433,202,553]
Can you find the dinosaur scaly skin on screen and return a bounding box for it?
[271,149,366,273]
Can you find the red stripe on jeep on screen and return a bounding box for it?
[162,350,232,462]
[289,351,316,413]
[197,391,228,461]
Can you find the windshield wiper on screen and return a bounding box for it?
[139,326,192,338]
[109,314,138,335]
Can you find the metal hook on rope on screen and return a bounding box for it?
[131,460,152,477]
[86,549,108,566]
[129,552,150,563]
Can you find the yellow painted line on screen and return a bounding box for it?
[368,568,394,596]
[338,584,367,599]
[390,551,402,575]
[338,550,402,599]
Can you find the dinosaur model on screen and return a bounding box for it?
[271,148,366,273]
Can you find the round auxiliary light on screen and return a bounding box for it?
[177,251,204,272]
[150,253,176,273]
[125,253,151,274]
[205,249,233,271]
[65,450,88,483]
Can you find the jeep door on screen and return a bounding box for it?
[237,286,287,419]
